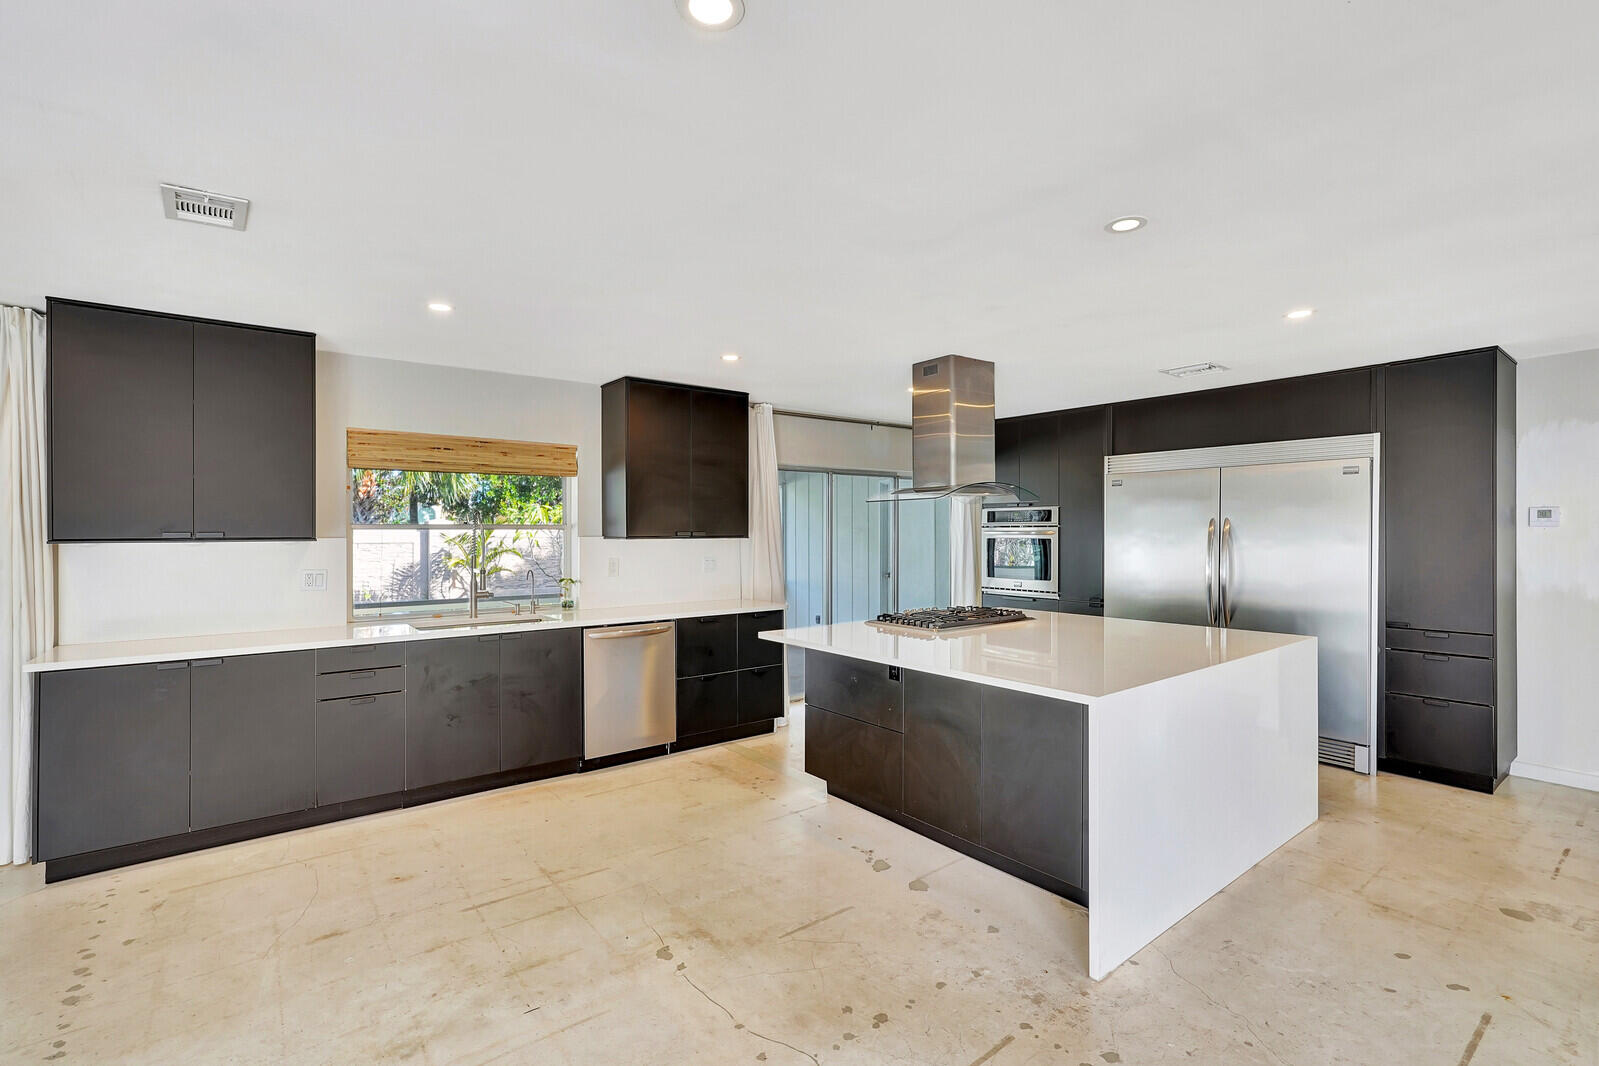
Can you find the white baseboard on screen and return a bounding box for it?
[1510,760,1599,794]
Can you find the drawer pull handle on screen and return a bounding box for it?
[350,645,376,653]
[349,671,376,679]
[1422,631,1450,639]
[155,662,189,671]
[192,658,223,668]
[1422,698,1450,707]
[351,696,377,705]
[1422,653,1450,662]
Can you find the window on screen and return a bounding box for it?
[349,469,570,619]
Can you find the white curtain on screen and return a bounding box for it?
[2,306,53,865]
[743,403,784,602]
[950,495,982,605]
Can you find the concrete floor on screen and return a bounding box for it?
[1,708,1595,1065]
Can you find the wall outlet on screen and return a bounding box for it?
[703,556,717,573]
[300,569,328,592]
[607,557,621,578]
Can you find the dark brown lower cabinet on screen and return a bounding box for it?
[405,635,502,789]
[36,663,192,860]
[678,672,739,736]
[902,672,981,840]
[190,652,315,830]
[804,705,904,815]
[736,666,784,725]
[979,689,1087,890]
[500,629,583,770]
[316,693,405,805]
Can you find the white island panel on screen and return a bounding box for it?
[1086,635,1319,979]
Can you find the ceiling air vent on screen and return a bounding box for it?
[1160,362,1228,380]
[160,184,250,231]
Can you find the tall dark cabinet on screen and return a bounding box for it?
[1380,349,1516,791]
[988,405,1110,615]
[601,377,749,538]
[47,298,315,542]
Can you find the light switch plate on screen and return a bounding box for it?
[703,556,717,573]
[607,557,621,578]
[1529,506,1561,527]
[301,569,328,591]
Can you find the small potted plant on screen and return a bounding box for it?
[557,577,579,610]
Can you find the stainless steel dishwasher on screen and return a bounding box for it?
[582,621,677,760]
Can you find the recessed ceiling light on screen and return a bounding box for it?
[1105,216,1147,233]
[678,0,744,30]
[721,352,740,362]
[1285,308,1315,321]
[427,302,453,314]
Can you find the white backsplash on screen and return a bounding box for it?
[574,537,745,609]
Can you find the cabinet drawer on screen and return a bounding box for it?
[737,611,785,669]
[1385,627,1494,659]
[804,705,903,815]
[1385,649,1494,705]
[736,665,785,724]
[316,693,406,805]
[317,643,405,674]
[677,672,737,737]
[804,652,903,732]
[677,614,737,677]
[1384,693,1494,776]
[316,665,404,701]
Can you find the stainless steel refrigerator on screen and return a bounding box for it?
[1104,435,1380,772]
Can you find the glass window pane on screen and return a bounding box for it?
[352,528,467,611]
[351,470,565,526]
[474,528,566,606]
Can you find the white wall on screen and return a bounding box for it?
[56,352,744,644]
[774,413,910,474]
[1512,348,1599,792]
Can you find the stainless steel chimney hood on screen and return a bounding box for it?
[868,355,1038,503]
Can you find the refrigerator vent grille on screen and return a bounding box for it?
[1105,434,1378,474]
[160,184,250,230]
[1318,737,1358,770]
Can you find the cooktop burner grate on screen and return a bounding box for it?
[870,606,1030,631]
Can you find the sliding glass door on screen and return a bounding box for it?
[778,469,950,699]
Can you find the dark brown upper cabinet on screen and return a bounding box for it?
[47,299,315,542]
[601,377,748,538]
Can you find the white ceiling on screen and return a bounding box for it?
[5,1,1599,422]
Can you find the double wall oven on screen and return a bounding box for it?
[981,505,1059,600]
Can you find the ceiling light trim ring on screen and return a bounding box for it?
[677,0,745,31]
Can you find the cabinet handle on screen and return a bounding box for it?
[1422,698,1450,707]
[478,634,501,642]
[349,645,376,653]
[1422,631,1450,640]
[192,658,223,667]
[1422,653,1450,662]
[155,661,189,671]
[675,531,693,537]
[195,531,226,539]
[161,530,193,539]
[350,696,377,705]
[349,671,376,679]
[695,617,718,624]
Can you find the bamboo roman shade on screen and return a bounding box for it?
[346,428,578,477]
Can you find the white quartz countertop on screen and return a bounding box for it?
[26,599,786,673]
[759,612,1312,704]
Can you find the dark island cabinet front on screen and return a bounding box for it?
[902,672,981,841]
[500,629,583,771]
[36,663,192,861]
[405,636,503,789]
[804,705,903,816]
[189,652,315,830]
[979,688,1087,890]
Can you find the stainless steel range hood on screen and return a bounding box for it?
[868,355,1038,503]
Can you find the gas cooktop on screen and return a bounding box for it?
[868,606,1030,632]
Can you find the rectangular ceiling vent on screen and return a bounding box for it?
[160,184,250,231]
[1160,361,1228,380]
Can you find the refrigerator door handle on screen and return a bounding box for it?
[1219,517,1234,626]
[1205,518,1217,625]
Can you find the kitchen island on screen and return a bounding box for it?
[760,611,1318,980]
